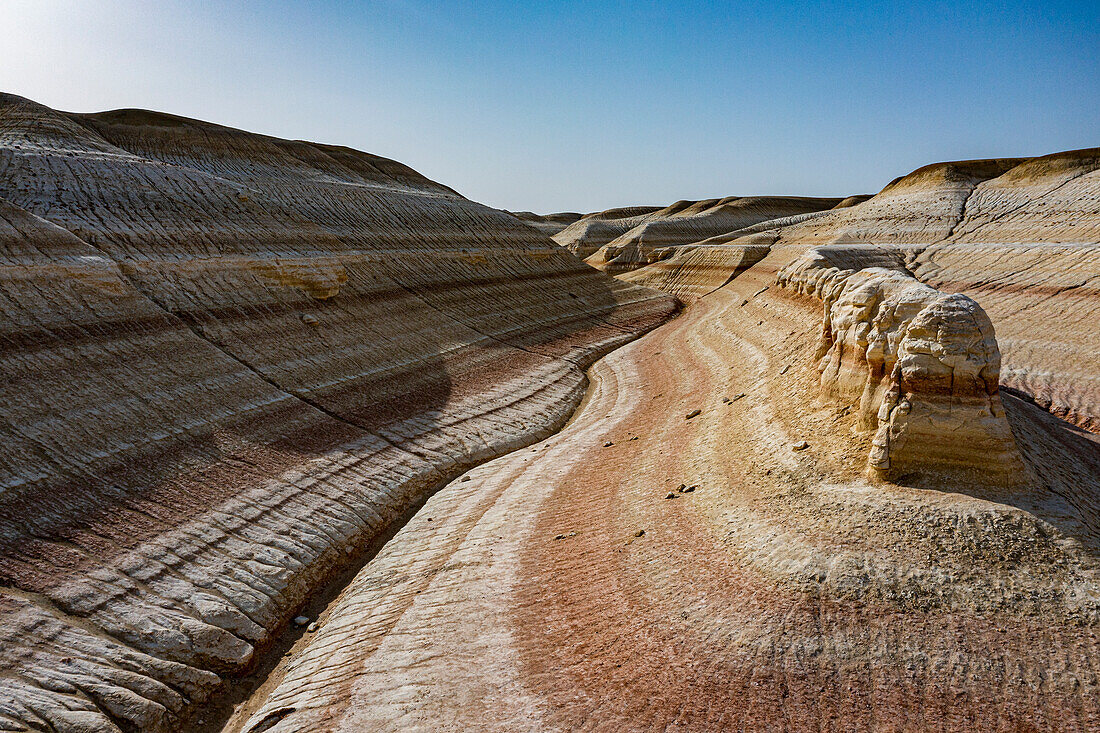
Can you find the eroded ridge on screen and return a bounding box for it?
[778,250,1027,485]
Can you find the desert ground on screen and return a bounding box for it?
[1,93,1098,732]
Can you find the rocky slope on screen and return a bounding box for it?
[0,93,676,732]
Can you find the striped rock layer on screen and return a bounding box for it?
[578,195,846,276]
[0,94,676,732]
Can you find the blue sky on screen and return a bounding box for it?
[1,1,1098,212]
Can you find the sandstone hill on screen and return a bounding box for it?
[0,93,676,732]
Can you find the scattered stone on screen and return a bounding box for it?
[780,364,790,375]
[685,409,701,419]
[731,393,746,402]
[604,441,614,447]
[307,622,319,633]
[300,313,319,326]
[629,436,638,441]
[791,441,810,451]
[666,492,678,499]
[293,616,310,627]
[678,483,687,491]
[634,529,646,538]
[461,476,471,482]
[554,531,578,540]
[684,485,697,493]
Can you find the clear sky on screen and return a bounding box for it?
[1,1,1098,213]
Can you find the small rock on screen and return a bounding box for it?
[666,492,678,499]
[554,533,567,540]
[604,441,614,447]
[684,485,696,493]
[634,529,646,537]
[780,364,791,375]
[307,622,319,633]
[293,616,310,627]
[300,314,319,326]
[791,441,810,451]
[629,436,638,441]
[685,409,701,419]
[730,393,746,402]
[678,483,687,491]
[461,476,471,482]
[427,518,433,522]
[721,397,730,404]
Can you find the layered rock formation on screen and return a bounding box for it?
[617,243,771,300]
[3,85,1099,732]
[551,205,664,258]
[777,252,1026,485]
[578,196,845,276]
[0,94,676,731]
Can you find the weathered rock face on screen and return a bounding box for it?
[778,253,1026,485]
[0,93,676,731]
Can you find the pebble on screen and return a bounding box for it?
[307,622,319,633]
[791,441,810,451]
[293,615,310,627]
[634,529,646,538]
[604,441,614,447]
[461,476,471,482]
[666,492,678,499]
[685,409,701,419]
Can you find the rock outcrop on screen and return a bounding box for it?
[0,93,676,731]
[778,252,1026,484]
